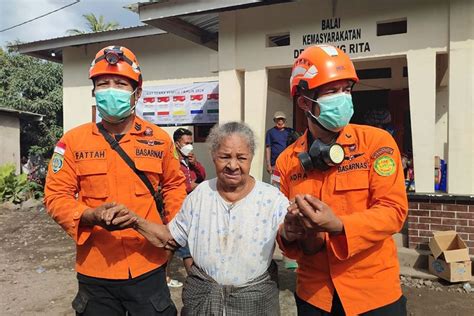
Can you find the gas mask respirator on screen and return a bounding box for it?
[298,138,345,171]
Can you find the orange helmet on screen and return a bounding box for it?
[290,45,358,96]
[89,46,142,87]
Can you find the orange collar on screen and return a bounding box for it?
[92,115,150,136]
[293,125,356,153]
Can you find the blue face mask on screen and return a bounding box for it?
[95,88,136,123]
[306,92,354,132]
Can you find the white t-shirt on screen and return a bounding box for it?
[169,178,289,286]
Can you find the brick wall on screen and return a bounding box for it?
[407,198,474,255]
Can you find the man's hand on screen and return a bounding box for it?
[266,163,273,174]
[106,204,139,230]
[187,152,196,165]
[80,202,115,227]
[280,201,326,255]
[81,203,138,231]
[295,194,344,234]
[190,179,198,191]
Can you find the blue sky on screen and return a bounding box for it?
[0,0,143,47]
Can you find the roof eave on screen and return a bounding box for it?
[0,108,44,122]
[10,25,166,63]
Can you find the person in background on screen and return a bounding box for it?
[265,111,296,174]
[164,128,207,286]
[276,44,408,315]
[44,45,186,315]
[173,128,207,193]
[364,108,395,136]
[21,156,32,175]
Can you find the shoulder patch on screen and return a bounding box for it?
[374,155,396,176]
[371,147,394,159]
[51,153,64,173]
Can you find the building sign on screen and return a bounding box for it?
[135,82,219,126]
[294,17,371,58]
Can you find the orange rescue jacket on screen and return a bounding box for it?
[44,116,186,279]
[275,124,408,315]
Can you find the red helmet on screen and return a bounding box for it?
[89,46,142,87]
[290,45,358,96]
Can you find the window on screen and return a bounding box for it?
[403,66,408,78]
[377,19,407,36]
[356,68,392,80]
[194,123,216,143]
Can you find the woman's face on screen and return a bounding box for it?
[213,134,253,189]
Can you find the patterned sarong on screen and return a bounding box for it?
[181,261,280,316]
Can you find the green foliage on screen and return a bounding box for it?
[0,164,42,204]
[0,46,63,158]
[67,13,120,35]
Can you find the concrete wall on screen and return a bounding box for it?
[0,115,21,173]
[446,0,474,194]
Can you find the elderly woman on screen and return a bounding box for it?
[137,121,289,315]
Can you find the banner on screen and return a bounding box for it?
[136,82,219,126]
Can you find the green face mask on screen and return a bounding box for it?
[95,88,136,123]
[305,92,354,132]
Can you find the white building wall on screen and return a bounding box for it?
[0,115,21,174]
[447,0,474,194]
[226,0,448,71]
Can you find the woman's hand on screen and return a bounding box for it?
[134,219,173,248]
[280,199,326,255]
[280,202,307,243]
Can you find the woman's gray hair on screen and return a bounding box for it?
[207,121,256,156]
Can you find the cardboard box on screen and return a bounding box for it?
[428,231,472,282]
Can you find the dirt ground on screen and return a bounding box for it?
[1,202,473,316]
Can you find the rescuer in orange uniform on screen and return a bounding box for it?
[275,45,408,315]
[44,46,186,315]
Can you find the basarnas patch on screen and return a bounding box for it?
[52,153,64,173]
[374,155,396,176]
